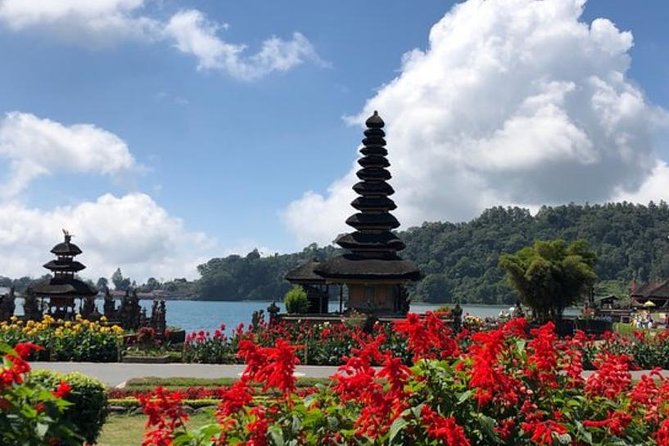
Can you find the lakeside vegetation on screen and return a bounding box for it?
[4,202,669,305]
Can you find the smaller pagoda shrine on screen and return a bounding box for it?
[285,259,330,313]
[307,111,421,315]
[30,230,98,320]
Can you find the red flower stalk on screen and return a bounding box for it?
[583,410,632,436]
[53,380,71,399]
[585,353,632,399]
[238,339,299,399]
[656,419,669,446]
[246,405,269,446]
[421,406,470,446]
[217,380,252,419]
[394,312,458,362]
[521,419,568,445]
[526,322,559,388]
[140,386,188,446]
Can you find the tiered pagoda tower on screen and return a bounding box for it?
[314,111,421,314]
[31,230,97,319]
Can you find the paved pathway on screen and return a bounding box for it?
[31,362,669,388]
[31,362,341,387]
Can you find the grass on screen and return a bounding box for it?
[96,412,215,446]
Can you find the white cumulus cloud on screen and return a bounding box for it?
[164,10,320,80]
[0,112,136,199]
[0,0,159,45]
[0,193,214,282]
[283,0,669,245]
[0,2,320,79]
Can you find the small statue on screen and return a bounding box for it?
[398,286,411,315]
[251,309,264,331]
[0,286,16,321]
[81,295,96,319]
[452,303,463,333]
[267,301,280,325]
[23,289,42,321]
[103,287,116,319]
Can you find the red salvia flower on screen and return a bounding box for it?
[53,380,71,399]
[585,353,632,399]
[521,419,568,445]
[421,406,470,446]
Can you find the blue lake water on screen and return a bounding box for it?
[14,298,515,334]
[161,301,512,334]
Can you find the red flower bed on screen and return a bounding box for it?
[141,314,669,445]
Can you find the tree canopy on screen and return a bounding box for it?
[499,239,597,321]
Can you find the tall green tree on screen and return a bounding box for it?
[499,239,597,322]
[111,268,131,291]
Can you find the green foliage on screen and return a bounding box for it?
[31,369,108,444]
[499,239,597,321]
[402,202,669,303]
[109,398,218,410]
[195,243,339,301]
[111,267,131,291]
[124,376,328,389]
[284,285,309,314]
[0,342,80,445]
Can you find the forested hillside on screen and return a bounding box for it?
[194,202,669,304]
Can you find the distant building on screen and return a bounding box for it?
[630,279,669,309]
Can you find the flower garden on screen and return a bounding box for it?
[0,314,124,362]
[140,314,669,445]
[5,313,669,444]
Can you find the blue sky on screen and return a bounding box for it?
[0,0,668,282]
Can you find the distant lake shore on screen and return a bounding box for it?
[11,298,579,334]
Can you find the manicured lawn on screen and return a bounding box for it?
[96,412,215,446]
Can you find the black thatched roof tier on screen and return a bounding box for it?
[358,156,390,168]
[32,277,97,297]
[43,259,86,273]
[353,181,394,196]
[285,260,326,284]
[351,196,397,211]
[345,213,400,230]
[50,241,82,256]
[356,167,391,181]
[336,232,405,251]
[315,254,421,281]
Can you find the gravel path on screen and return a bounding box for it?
[31,362,341,387]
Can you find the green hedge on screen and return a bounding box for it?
[109,398,218,410]
[124,376,328,388]
[30,370,108,444]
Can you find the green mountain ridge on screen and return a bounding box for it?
[195,201,669,304]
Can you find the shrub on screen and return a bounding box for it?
[0,341,80,445]
[283,285,309,314]
[31,369,108,444]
